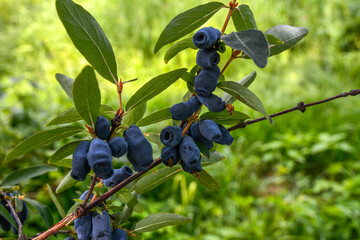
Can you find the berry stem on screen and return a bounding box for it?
[117,78,123,112]
[1,191,25,240]
[82,174,97,206]
[220,50,241,78]
[182,105,202,136]
[221,0,237,34]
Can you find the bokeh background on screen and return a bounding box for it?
[1,0,360,239]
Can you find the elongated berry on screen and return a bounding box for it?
[189,122,213,150]
[170,96,201,120]
[108,137,128,158]
[102,166,133,188]
[124,125,153,172]
[160,126,183,147]
[95,116,111,140]
[193,27,221,49]
[87,139,114,179]
[213,124,234,146]
[112,228,127,240]
[194,66,220,97]
[161,146,181,167]
[180,158,202,174]
[196,49,220,69]
[74,212,92,240]
[199,119,222,142]
[92,211,112,240]
[0,200,11,232]
[179,136,201,173]
[197,94,226,112]
[71,141,91,181]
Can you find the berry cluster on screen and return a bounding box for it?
[0,195,28,235]
[71,116,153,182]
[74,191,127,240]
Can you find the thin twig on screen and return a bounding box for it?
[228,89,360,131]
[1,191,25,240]
[30,230,71,239]
[82,174,97,206]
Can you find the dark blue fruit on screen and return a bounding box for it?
[108,137,128,158]
[213,124,234,146]
[179,136,202,173]
[189,122,213,150]
[194,66,220,97]
[71,141,91,181]
[197,94,226,112]
[180,158,202,174]
[112,228,127,240]
[161,146,181,167]
[199,119,222,142]
[11,200,28,235]
[0,200,11,232]
[193,27,221,49]
[91,211,112,240]
[160,126,183,147]
[87,138,114,179]
[74,212,92,240]
[196,48,220,69]
[95,116,111,140]
[170,96,202,120]
[124,125,153,172]
[102,166,133,188]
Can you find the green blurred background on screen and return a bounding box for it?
[1,0,360,239]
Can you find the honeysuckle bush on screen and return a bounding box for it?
[1,0,360,239]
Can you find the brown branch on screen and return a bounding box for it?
[228,89,360,131]
[221,0,237,34]
[82,174,97,206]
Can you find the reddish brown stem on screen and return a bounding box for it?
[82,174,97,206]
[221,0,237,34]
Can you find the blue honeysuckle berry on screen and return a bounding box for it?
[112,228,128,240]
[91,211,112,240]
[160,126,183,147]
[194,66,220,97]
[170,96,202,120]
[95,116,111,140]
[199,119,222,142]
[11,200,28,235]
[193,27,221,49]
[74,212,92,240]
[87,138,114,179]
[189,122,213,150]
[124,125,153,172]
[197,94,226,113]
[213,124,234,146]
[180,158,202,174]
[179,136,202,173]
[108,137,128,158]
[196,48,220,69]
[0,200,11,232]
[102,166,133,188]
[71,141,91,181]
[161,146,181,167]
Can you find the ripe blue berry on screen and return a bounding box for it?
[124,125,153,172]
[213,124,234,146]
[197,94,226,112]
[71,141,91,181]
[108,137,128,158]
[196,48,220,69]
[179,136,202,173]
[0,200,11,232]
[11,200,28,235]
[112,228,127,240]
[74,212,92,240]
[161,146,181,167]
[194,66,220,97]
[170,96,201,120]
[87,139,114,179]
[95,116,111,140]
[91,211,112,240]
[160,126,183,147]
[189,122,213,150]
[199,119,222,142]
[180,158,202,174]
[193,27,221,49]
[102,166,133,188]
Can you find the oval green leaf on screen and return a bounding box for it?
[116,189,142,213]
[221,71,257,104]
[56,171,79,193]
[143,132,162,147]
[137,107,171,127]
[23,198,54,228]
[123,103,147,126]
[154,2,225,53]
[200,110,250,125]
[231,4,257,31]
[56,0,118,83]
[164,37,196,63]
[55,73,74,101]
[45,108,82,127]
[192,169,221,191]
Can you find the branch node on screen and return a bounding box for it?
[297,102,306,113]
[349,89,360,96]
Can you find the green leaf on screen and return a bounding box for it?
[129,233,142,240]
[231,4,257,31]
[56,0,118,83]
[48,141,83,165]
[265,25,309,56]
[221,29,269,68]
[119,205,133,224]
[73,66,101,126]
[196,141,210,159]
[55,73,74,101]
[116,189,142,213]
[50,158,72,168]
[0,165,57,187]
[45,108,82,127]
[47,184,66,218]
[137,107,172,127]
[135,167,182,194]
[202,151,225,166]
[200,110,250,125]
[154,2,225,53]
[23,198,53,228]
[143,132,162,147]
[123,103,147,126]
[15,197,23,212]
[5,126,84,162]
[164,37,196,63]
[56,171,79,193]
[66,202,81,216]
[126,69,187,111]
[192,169,221,191]
[0,203,18,230]
[265,34,284,45]
[221,71,257,104]
[218,81,270,120]
[133,212,191,233]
